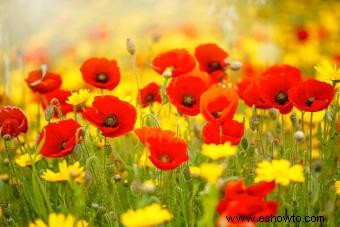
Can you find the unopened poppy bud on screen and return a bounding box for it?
[126,38,136,55]
[241,138,249,150]
[268,108,277,120]
[3,158,10,165]
[290,112,297,125]
[123,179,129,187]
[229,60,243,71]
[249,115,261,131]
[113,174,121,182]
[2,134,12,141]
[325,109,334,122]
[294,130,305,142]
[44,105,54,121]
[313,161,322,172]
[152,33,161,42]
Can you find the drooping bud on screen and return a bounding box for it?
[268,108,278,120]
[249,115,261,131]
[294,130,305,142]
[229,60,243,71]
[126,38,136,55]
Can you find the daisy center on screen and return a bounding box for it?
[208,61,222,71]
[306,97,316,107]
[96,73,108,83]
[182,95,195,107]
[275,91,288,105]
[104,115,117,127]
[212,111,222,118]
[159,155,170,162]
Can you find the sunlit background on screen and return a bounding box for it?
[0,0,339,105]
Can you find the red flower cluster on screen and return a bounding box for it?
[238,64,335,113]
[200,86,244,145]
[135,127,188,170]
[0,106,28,139]
[38,119,82,158]
[83,95,137,138]
[217,180,277,226]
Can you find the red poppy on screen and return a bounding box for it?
[166,73,208,116]
[200,86,239,124]
[259,65,302,114]
[138,82,162,107]
[151,49,196,77]
[146,133,188,170]
[0,106,28,139]
[134,127,175,144]
[195,43,228,82]
[37,119,82,158]
[83,95,137,138]
[217,180,277,224]
[288,79,335,112]
[80,57,120,90]
[202,119,244,145]
[242,81,271,109]
[26,69,62,94]
[41,89,73,117]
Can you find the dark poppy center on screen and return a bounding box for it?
[104,115,117,127]
[96,73,108,83]
[182,95,195,107]
[60,140,67,150]
[159,155,170,162]
[208,61,222,72]
[146,94,154,103]
[306,97,316,107]
[275,91,288,105]
[212,111,222,118]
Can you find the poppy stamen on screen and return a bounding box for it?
[104,115,117,128]
[159,155,170,162]
[208,61,222,72]
[96,73,108,83]
[212,111,222,118]
[306,97,316,107]
[275,91,288,105]
[182,95,195,107]
[146,94,154,103]
[60,140,67,150]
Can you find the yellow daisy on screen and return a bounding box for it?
[120,203,172,227]
[15,153,42,167]
[41,160,85,183]
[29,213,88,227]
[255,159,304,186]
[66,89,91,106]
[201,143,237,160]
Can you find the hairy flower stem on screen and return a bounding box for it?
[281,114,285,158]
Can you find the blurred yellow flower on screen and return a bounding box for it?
[201,143,237,160]
[137,148,155,168]
[312,150,320,159]
[255,159,304,186]
[336,181,340,195]
[190,163,224,184]
[41,161,85,183]
[120,203,172,227]
[29,213,88,227]
[315,60,340,81]
[15,153,42,167]
[67,89,91,106]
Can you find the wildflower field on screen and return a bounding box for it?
[0,0,339,226]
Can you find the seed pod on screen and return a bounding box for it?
[268,108,278,120]
[249,115,261,131]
